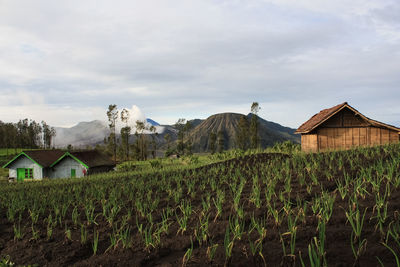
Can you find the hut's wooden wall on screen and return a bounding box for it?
[302,127,399,152]
[301,134,318,152]
[323,109,369,127]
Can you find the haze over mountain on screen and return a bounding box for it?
[53,113,298,151]
[54,118,166,148]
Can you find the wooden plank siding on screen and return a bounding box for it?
[301,134,318,152]
[301,127,398,152]
[306,127,399,152]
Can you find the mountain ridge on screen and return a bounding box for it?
[52,113,299,151]
[187,112,299,152]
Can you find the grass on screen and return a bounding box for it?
[1,143,400,266]
[0,168,8,178]
[0,148,31,156]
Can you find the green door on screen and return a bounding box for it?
[71,169,76,178]
[17,168,25,181]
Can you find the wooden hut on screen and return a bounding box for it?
[296,102,400,152]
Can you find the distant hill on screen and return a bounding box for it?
[188,119,204,128]
[54,119,169,148]
[146,118,160,126]
[187,113,299,152]
[54,120,109,148]
[52,114,298,151]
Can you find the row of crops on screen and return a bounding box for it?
[1,145,400,266]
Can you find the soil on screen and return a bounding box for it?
[1,150,400,266]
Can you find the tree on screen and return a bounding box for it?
[28,120,42,148]
[41,121,56,149]
[209,132,217,154]
[250,102,261,149]
[217,130,225,153]
[175,118,186,155]
[0,118,52,152]
[164,133,174,157]
[184,121,193,155]
[236,115,249,150]
[164,133,171,150]
[135,120,148,161]
[149,125,158,158]
[107,104,118,163]
[120,108,131,161]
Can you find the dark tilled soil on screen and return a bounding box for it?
[1,151,400,266]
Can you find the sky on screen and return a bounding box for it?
[0,0,399,128]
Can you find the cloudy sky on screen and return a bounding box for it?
[0,0,399,128]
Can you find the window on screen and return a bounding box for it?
[25,168,33,179]
[71,169,76,178]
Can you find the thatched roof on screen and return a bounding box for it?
[296,102,400,134]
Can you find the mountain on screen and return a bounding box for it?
[187,113,299,152]
[188,119,203,128]
[52,113,299,151]
[54,120,109,148]
[146,118,160,126]
[54,120,173,148]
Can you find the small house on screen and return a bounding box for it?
[3,150,65,181]
[296,102,400,152]
[49,151,116,178]
[3,150,115,181]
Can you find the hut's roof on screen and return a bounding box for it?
[3,150,65,168]
[3,149,115,169]
[50,150,115,168]
[70,151,115,168]
[296,102,400,134]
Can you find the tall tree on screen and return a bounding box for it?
[184,121,193,155]
[149,125,158,158]
[41,121,56,149]
[107,104,118,163]
[135,120,148,161]
[175,118,186,155]
[164,133,171,150]
[217,130,225,153]
[209,132,217,154]
[120,108,131,160]
[250,102,261,149]
[236,115,249,150]
[28,120,42,148]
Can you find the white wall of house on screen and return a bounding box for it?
[49,157,85,178]
[7,155,43,179]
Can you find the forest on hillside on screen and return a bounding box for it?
[0,119,56,153]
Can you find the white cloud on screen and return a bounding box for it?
[0,0,399,128]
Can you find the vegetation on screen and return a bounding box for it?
[106,104,119,163]
[1,143,400,266]
[250,102,260,149]
[0,119,56,154]
[235,115,249,150]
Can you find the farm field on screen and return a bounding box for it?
[0,148,38,157]
[1,145,400,266]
